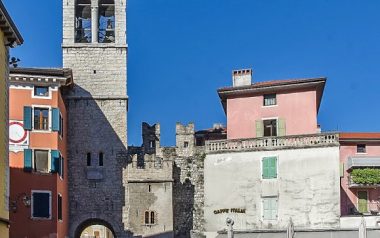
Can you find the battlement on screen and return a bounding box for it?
[127,153,173,182]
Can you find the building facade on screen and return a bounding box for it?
[62,0,129,237]
[340,133,380,228]
[0,2,23,237]
[8,68,72,238]
[203,70,341,237]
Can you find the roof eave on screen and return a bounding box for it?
[0,1,23,46]
[217,78,327,114]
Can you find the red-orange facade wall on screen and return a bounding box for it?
[9,86,68,238]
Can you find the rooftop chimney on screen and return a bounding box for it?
[232,69,252,87]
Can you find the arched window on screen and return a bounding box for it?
[86,153,91,166]
[98,0,115,43]
[99,152,104,166]
[75,0,92,43]
[150,211,155,224]
[144,211,156,225]
[144,211,149,224]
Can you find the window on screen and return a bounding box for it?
[144,210,156,225]
[262,157,277,179]
[59,156,64,179]
[32,191,51,219]
[87,153,91,166]
[148,185,151,192]
[59,113,64,138]
[357,144,366,153]
[184,141,189,148]
[58,194,62,221]
[34,150,49,173]
[34,86,49,97]
[263,119,277,137]
[264,94,276,106]
[99,152,104,166]
[149,140,155,149]
[33,108,49,130]
[98,0,115,43]
[262,197,278,220]
[75,0,92,43]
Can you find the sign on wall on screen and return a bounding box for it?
[9,120,29,152]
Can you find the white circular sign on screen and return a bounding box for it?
[9,121,27,144]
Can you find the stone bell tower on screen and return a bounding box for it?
[62,0,129,237]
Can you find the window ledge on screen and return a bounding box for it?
[32,130,52,133]
[30,217,52,221]
[262,104,278,108]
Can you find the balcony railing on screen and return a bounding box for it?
[205,133,339,154]
[348,175,380,188]
[347,202,380,216]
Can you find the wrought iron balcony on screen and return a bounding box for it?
[205,132,339,154]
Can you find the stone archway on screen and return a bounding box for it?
[75,218,117,238]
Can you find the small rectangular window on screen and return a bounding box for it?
[32,191,51,219]
[264,94,276,106]
[262,157,277,179]
[33,108,49,130]
[87,153,91,166]
[262,197,278,220]
[149,140,155,149]
[99,152,104,166]
[59,113,64,138]
[59,156,64,179]
[184,141,189,148]
[34,150,49,173]
[263,119,277,137]
[357,144,366,153]
[34,86,49,97]
[58,194,62,221]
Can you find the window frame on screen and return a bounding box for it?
[58,193,63,221]
[263,118,278,137]
[357,144,367,154]
[75,0,92,43]
[59,112,64,139]
[31,190,52,220]
[261,156,278,180]
[32,85,51,99]
[32,105,51,132]
[263,94,277,107]
[33,149,51,174]
[144,210,156,225]
[261,196,278,221]
[59,154,64,180]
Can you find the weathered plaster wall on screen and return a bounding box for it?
[204,146,340,236]
[226,89,318,139]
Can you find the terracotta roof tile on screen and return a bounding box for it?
[340,132,380,140]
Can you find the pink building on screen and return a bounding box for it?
[340,133,380,220]
[217,69,326,139]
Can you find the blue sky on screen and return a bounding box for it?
[4,0,380,145]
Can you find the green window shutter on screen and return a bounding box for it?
[263,157,277,179]
[278,118,286,136]
[262,158,268,179]
[50,150,60,173]
[256,120,264,138]
[24,149,33,172]
[23,106,32,130]
[269,157,277,178]
[52,108,60,131]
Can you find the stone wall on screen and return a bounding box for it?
[63,0,129,237]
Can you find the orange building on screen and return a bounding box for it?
[8,68,72,238]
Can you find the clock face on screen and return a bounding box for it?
[9,121,27,144]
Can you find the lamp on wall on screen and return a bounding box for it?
[10,193,31,213]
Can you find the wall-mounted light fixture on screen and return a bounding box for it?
[10,193,31,213]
